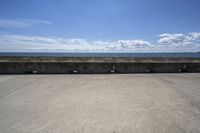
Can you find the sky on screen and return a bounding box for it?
[0,0,200,52]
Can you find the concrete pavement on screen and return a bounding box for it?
[0,74,200,133]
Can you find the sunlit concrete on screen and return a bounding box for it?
[0,74,200,133]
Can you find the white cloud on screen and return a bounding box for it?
[158,32,200,47]
[0,19,52,28]
[189,32,200,41]
[119,40,152,49]
[0,33,200,52]
[0,35,153,52]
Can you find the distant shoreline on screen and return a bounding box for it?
[0,52,200,58]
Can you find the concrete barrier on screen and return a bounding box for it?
[0,57,200,74]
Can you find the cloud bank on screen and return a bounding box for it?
[158,32,200,46]
[0,32,200,52]
[0,35,152,52]
[0,19,52,28]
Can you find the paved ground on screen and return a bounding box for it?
[0,74,200,133]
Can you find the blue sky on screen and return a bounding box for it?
[0,0,200,52]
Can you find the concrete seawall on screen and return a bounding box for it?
[0,56,200,74]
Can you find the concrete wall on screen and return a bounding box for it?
[0,62,200,74]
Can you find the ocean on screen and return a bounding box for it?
[0,52,200,58]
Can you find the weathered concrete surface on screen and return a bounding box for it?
[0,74,200,133]
[0,57,200,73]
